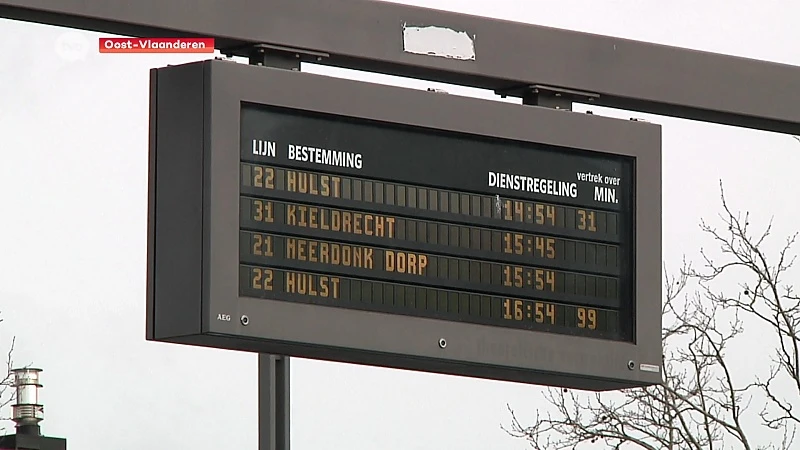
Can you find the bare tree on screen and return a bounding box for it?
[504,182,799,450]
[0,312,16,433]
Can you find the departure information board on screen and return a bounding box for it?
[237,104,634,342]
[147,61,664,390]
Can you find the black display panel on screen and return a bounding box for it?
[238,104,635,342]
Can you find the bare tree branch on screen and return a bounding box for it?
[505,180,798,450]
[0,311,17,433]
[689,181,800,436]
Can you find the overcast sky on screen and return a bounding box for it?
[1,1,799,449]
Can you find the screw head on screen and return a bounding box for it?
[438,338,447,349]
[241,315,250,326]
[627,360,636,370]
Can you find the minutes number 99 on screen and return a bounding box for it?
[577,307,597,329]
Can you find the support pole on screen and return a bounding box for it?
[258,354,290,450]
[242,44,307,450]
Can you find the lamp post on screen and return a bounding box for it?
[0,368,66,450]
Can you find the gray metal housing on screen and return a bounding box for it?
[2,0,799,133]
[146,59,662,391]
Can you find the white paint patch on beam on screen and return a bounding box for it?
[402,23,476,61]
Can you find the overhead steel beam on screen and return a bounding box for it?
[2,0,800,134]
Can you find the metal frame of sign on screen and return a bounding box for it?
[146,59,663,391]
[2,0,799,133]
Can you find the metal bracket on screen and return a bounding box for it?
[495,84,600,110]
[221,43,330,70]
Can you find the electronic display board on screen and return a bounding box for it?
[146,60,663,391]
[237,105,632,341]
